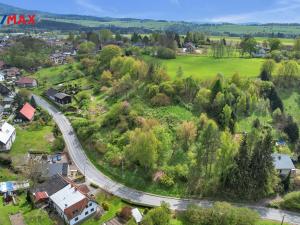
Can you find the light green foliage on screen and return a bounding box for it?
[78,41,96,55]
[182,202,259,225]
[97,45,122,70]
[142,203,171,225]
[280,191,300,211]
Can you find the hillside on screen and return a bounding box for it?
[1,3,300,37]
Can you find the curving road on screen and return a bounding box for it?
[34,95,300,224]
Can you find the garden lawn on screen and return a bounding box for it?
[147,55,265,80]
[33,63,79,90]
[0,194,53,225]
[10,125,54,157]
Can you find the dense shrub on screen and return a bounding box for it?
[182,202,259,225]
[157,47,176,59]
[150,93,171,106]
[280,191,300,211]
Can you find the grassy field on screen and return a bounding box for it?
[146,55,265,80]
[10,125,54,157]
[210,36,295,46]
[279,89,300,126]
[33,63,80,90]
[0,194,53,225]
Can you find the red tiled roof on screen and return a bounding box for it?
[20,103,36,121]
[78,185,90,194]
[16,77,35,84]
[64,197,89,220]
[35,191,49,202]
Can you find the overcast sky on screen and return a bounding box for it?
[2,0,300,23]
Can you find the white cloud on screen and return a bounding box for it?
[75,0,108,15]
[209,0,300,23]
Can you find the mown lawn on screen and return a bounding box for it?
[10,125,54,157]
[0,193,53,225]
[145,55,265,80]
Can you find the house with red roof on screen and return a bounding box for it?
[15,102,36,122]
[16,77,37,88]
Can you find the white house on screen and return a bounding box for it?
[50,184,98,225]
[272,153,296,176]
[0,122,16,151]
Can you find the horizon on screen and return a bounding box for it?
[2,0,300,24]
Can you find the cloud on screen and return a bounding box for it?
[209,0,300,23]
[75,0,108,15]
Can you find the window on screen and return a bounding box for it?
[75,217,78,221]
[85,211,89,216]
[89,203,92,207]
[91,208,94,212]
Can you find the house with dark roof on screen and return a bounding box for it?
[46,88,58,101]
[30,174,69,204]
[42,163,69,179]
[16,77,37,88]
[15,102,36,122]
[272,153,296,176]
[54,93,72,105]
[0,83,11,96]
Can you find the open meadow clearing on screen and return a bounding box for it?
[147,55,265,80]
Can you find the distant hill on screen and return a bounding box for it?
[1,3,300,37]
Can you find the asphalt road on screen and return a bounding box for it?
[34,95,300,224]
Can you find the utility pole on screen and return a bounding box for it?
[281,215,285,225]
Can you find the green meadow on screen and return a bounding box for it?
[148,55,265,80]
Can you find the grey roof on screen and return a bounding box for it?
[43,163,68,178]
[54,92,70,100]
[272,153,295,170]
[46,88,58,98]
[30,174,68,196]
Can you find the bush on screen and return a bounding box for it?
[51,136,65,152]
[157,47,176,59]
[90,182,100,189]
[159,174,175,187]
[280,191,300,211]
[150,93,171,106]
[102,202,109,211]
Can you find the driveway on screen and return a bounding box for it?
[34,95,300,224]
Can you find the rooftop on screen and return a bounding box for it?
[272,153,295,170]
[19,102,36,121]
[50,184,88,218]
[0,122,15,144]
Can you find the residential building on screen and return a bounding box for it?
[5,67,20,80]
[16,102,36,122]
[0,122,16,151]
[16,77,37,88]
[131,208,143,224]
[54,93,72,105]
[0,83,12,96]
[45,88,58,101]
[42,163,69,179]
[50,184,98,225]
[272,153,296,176]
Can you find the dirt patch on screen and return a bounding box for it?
[9,213,26,225]
[44,133,55,143]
